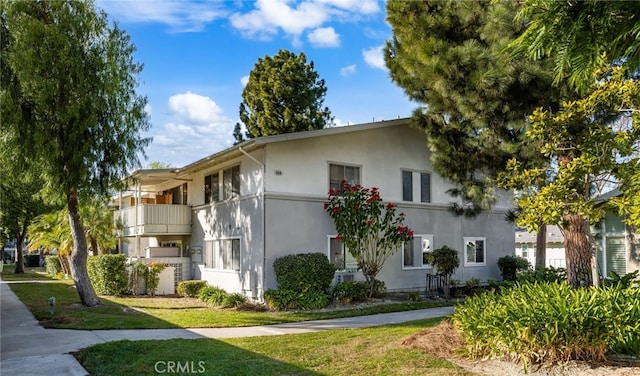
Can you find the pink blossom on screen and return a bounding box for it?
[386,203,395,209]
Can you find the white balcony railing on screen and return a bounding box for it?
[116,204,191,236]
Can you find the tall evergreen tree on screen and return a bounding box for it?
[1,1,150,306]
[239,49,333,138]
[385,0,564,214]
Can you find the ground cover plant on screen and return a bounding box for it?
[452,281,640,372]
[1,268,451,329]
[74,317,472,376]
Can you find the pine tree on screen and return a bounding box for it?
[240,49,333,138]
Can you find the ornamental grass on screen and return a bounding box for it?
[452,281,640,372]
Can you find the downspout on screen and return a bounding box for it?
[238,146,266,300]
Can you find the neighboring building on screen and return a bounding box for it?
[594,190,640,278]
[515,225,566,268]
[114,118,515,299]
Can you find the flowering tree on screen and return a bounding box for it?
[325,181,413,297]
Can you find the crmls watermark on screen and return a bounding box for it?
[154,361,206,374]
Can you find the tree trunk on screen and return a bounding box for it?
[563,214,593,288]
[14,232,25,274]
[535,222,547,270]
[67,188,99,307]
[13,221,29,274]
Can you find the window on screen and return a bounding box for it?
[464,237,486,266]
[204,172,219,204]
[521,244,529,258]
[420,173,431,203]
[402,171,413,201]
[401,170,431,203]
[329,163,360,191]
[205,238,240,271]
[223,165,240,200]
[328,236,358,271]
[205,165,239,203]
[403,234,433,269]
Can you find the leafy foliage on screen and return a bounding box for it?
[198,286,229,307]
[272,253,336,294]
[385,0,562,213]
[425,246,460,277]
[454,282,640,371]
[221,293,248,309]
[497,255,530,281]
[332,281,369,304]
[1,0,150,306]
[176,280,208,298]
[86,254,128,296]
[263,289,329,311]
[511,0,640,93]
[498,67,640,287]
[325,182,413,296]
[239,49,333,138]
[44,256,63,278]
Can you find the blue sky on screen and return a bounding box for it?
[97,0,416,167]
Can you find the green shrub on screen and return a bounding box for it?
[87,254,128,296]
[332,281,369,304]
[272,253,336,294]
[222,292,248,308]
[453,282,640,371]
[372,278,387,298]
[407,291,422,302]
[144,262,165,296]
[517,266,567,284]
[177,280,208,298]
[198,286,229,307]
[263,289,329,311]
[426,246,460,276]
[497,255,530,281]
[604,270,639,288]
[44,255,62,278]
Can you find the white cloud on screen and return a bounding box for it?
[146,92,236,166]
[230,0,329,39]
[362,44,386,70]
[340,64,357,77]
[308,27,340,47]
[240,75,250,86]
[97,0,227,32]
[144,103,153,116]
[167,92,226,125]
[230,0,381,44]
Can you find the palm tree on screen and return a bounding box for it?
[28,210,73,275]
[81,198,117,255]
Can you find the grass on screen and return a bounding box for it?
[75,317,474,376]
[1,266,453,330]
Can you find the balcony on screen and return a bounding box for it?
[116,204,191,236]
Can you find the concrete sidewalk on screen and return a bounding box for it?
[0,279,454,376]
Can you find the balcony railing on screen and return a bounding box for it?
[116,204,191,236]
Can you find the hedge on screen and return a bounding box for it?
[87,254,128,296]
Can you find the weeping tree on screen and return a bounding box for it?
[384,0,568,269]
[1,1,150,306]
[240,49,333,138]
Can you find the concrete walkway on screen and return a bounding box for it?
[0,279,454,376]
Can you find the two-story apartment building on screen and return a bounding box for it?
[114,118,515,299]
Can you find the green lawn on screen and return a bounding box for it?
[2,267,453,330]
[75,317,474,376]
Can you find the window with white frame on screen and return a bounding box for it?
[403,234,433,269]
[401,170,431,203]
[204,238,240,271]
[328,236,358,271]
[204,165,240,204]
[464,237,486,266]
[329,163,360,191]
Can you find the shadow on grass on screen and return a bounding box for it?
[1,267,185,329]
[75,338,323,376]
